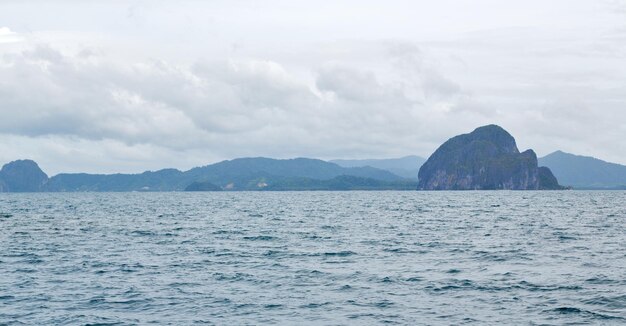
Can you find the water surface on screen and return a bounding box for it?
[1,191,625,324]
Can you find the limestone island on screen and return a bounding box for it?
[418,125,563,190]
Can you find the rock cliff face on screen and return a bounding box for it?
[417,125,563,190]
[0,159,49,192]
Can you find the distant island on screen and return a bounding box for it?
[0,160,49,192]
[0,157,417,192]
[2,125,626,192]
[417,125,563,190]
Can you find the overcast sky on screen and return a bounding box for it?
[1,0,625,174]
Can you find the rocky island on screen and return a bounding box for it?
[418,125,563,190]
[0,159,49,192]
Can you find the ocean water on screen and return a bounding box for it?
[0,191,625,325]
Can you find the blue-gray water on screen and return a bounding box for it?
[1,191,625,325]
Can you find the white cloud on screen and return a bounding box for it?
[0,41,470,173]
[0,27,22,44]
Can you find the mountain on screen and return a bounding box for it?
[185,181,222,191]
[8,157,407,192]
[539,151,626,189]
[330,155,425,179]
[0,160,49,192]
[418,125,563,190]
[181,157,407,190]
[45,168,186,192]
[187,157,402,183]
[181,175,416,191]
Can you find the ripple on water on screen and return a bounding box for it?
[323,250,356,257]
[0,191,624,325]
[242,235,276,241]
[548,307,625,321]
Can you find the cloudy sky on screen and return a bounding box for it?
[1,0,625,174]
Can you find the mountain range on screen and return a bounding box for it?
[0,157,416,192]
[1,150,625,192]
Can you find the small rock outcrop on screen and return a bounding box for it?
[417,125,563,190]
[0,159,49,192]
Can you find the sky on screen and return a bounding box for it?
[1,0,625,175]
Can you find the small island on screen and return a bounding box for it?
[417,125,563,190]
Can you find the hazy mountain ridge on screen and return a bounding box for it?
[187,157,402,182]
[3,148,626,192]
[1,157,410,192]
[181,157,409,191]
[539,151,626,189]
[330,156,425,179]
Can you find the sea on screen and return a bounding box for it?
[0,191,625,325]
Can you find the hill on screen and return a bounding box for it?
[539,151,626,189]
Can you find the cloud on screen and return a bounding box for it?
[5,34,624,174]
[0,27,22,44]
[0,40,472,175]
[317,67,400,103]
[0,46,200,149]
[387,42,462,100]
